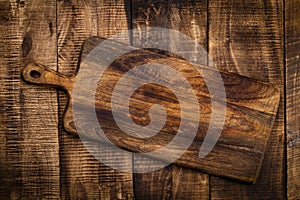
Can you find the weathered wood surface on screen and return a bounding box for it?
[23,35,280,183]
[209,0,285,199]
[0,0,60,199]
[57,0,134,199]
[1,0,296,199]
[286,0,300,199]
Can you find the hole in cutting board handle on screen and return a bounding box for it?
[30,70,41,78]
[23,62,75,94]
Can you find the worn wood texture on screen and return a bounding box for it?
[0,0,60,199]
[57,0,133,199]
[209,0,285,199]
[0,0,294,199]
[286,0,300,199]
[131,1,210,199]
[23,36,280,183]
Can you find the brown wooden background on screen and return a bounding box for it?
[0,0,299,199]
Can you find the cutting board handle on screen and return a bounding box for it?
[22,63,74,92]
[22,62,77,135]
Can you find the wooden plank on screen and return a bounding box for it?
[209,0,285,199]
[169,2,209,198]
[58,2,101,198]
[57,0,134,199]
[172,167,209,200]
[0,0,60,199]
[286,0,300,199]
[131,0,209,199]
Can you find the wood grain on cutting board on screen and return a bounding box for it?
[76,37,278,181]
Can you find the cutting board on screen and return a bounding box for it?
[22,37,280,183]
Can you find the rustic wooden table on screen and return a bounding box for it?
[0,0,299,199]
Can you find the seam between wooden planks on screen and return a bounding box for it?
[283,0,287,198]
[55,0,63,198]
[207,0,211,198]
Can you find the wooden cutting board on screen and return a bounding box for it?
[22,37,280,183]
